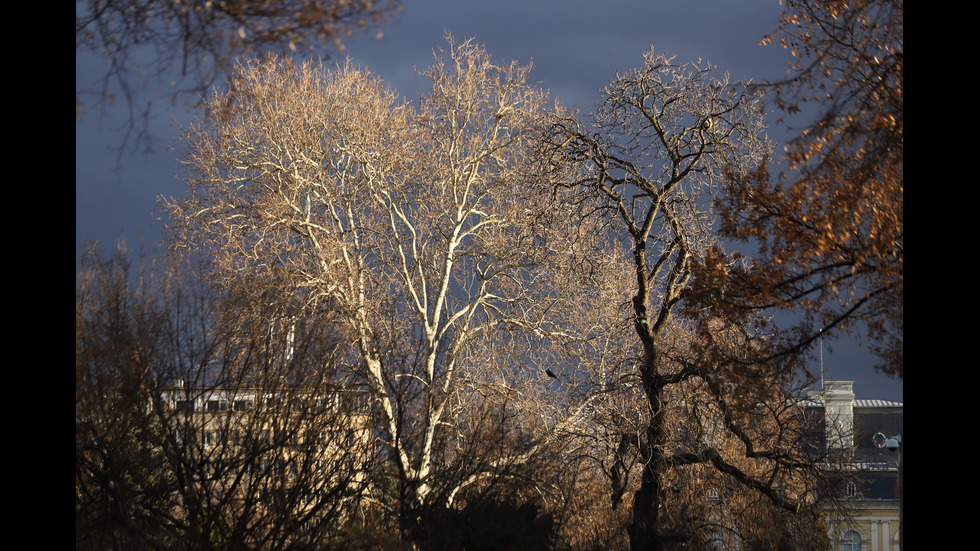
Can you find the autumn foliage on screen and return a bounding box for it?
[713,0,903,377]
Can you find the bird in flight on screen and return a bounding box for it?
[545,369,559,380]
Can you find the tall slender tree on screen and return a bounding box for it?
[553,49,835,550]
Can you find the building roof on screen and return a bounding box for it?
[854,399,903,408]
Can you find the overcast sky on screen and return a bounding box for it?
[76,0,902,402]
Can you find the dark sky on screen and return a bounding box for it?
[75,0,902,402]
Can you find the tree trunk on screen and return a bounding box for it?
[398,477,426,548]
[629,401,666,551]
[629,295,669,551]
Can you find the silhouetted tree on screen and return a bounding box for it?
[552,49,837,550]
[76,0,400,152]
[76,245,376,550]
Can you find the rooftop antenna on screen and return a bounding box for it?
[819,327,825,392]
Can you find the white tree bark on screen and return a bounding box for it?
[166,38,601,522]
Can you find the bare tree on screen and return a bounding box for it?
[164,37,601,544]
[76,245,377,550]
[76,245,183,550]
[552,49,835,550]
[76,0,401,153]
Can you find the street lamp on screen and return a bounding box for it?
[874,433,902,550]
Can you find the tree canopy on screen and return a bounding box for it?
[552,49,836,550]
[163,38,612,542]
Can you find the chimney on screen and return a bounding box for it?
[823,381,854,450]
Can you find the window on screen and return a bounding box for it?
[206,400,227,412]
[838,530,862,551]
[202,430,213,447]
[845,481,858,498]
[175,400,194,412]
[706,488,721,504]
[233,400,252,411]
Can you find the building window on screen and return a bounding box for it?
[206,399,227,412]
[175,400,194,412]
[202,430,213,447]
[845,481,858,498]
[838,530,862,551]
[233,400,252,411]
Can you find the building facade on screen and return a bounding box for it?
[807,381,902,551]
[158,382,375,535]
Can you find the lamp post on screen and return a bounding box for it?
[886,435,902,550]
[873,433,902,549]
